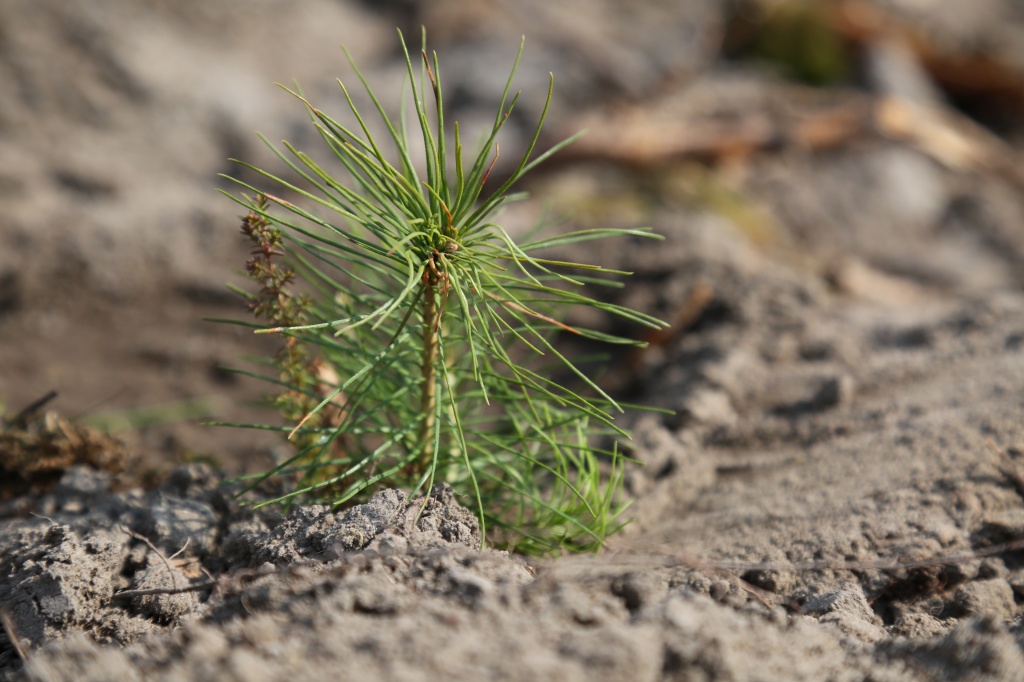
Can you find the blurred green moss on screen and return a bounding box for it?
[733,1,852,86]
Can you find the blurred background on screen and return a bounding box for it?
[3,0,1024,477]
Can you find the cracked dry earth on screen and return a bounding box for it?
[5,207,1024,681]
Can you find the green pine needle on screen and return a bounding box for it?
[219,28,667,555]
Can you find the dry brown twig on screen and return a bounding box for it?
[558,85,1024,192]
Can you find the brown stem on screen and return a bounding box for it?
[418,280,438,469]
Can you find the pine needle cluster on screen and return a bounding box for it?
[218,30,666,554]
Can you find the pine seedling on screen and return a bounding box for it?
[218,29,667,554]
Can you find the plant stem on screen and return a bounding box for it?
[418,280,438,470]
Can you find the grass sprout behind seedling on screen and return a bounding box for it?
[215,29,667,555]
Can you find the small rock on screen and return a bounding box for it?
[1006,568,1024,600]
[329,488,408,553]
[611,572,668,614]
[679,387,737,429]
[446,568,494,610]
[439,519,475,545]
[160,464,221,499]
[141,497,219,558]
[367,532,408,554]
[405,484,481,548]
[890,611,949,639]
[55,465,111,498]
[953,579,1017,621]
[129,563,200,623]
[812,375,855,409]
[251,505,338,565]
[803,582,886,643]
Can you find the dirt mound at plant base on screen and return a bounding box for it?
[1,456,1023,681]
[0,470,495,673]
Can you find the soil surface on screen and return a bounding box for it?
[5,1,1024,680]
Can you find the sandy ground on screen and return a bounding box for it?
[5,1,1024,680]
